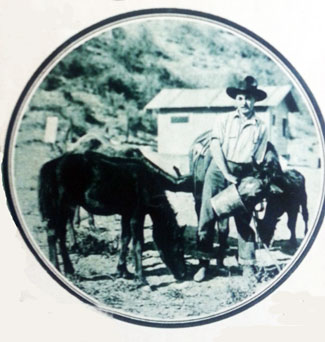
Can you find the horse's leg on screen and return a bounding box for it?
[287,205,299,248]
[67,210,78,250]
[300,189,309,236]
[47,225,59,270]
[58,233,74,275]
[58,212,75,275]
[116,215,133,279]
[130,213,146,285]
[256,199,284,246]
[75,206,81,228]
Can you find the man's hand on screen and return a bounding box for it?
[197,229,208,242]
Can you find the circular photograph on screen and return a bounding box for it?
[3,9,324,326]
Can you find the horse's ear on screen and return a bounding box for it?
[173,166,182,177]
[178,225,186,236]
[269,184,283,195]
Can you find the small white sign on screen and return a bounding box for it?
[44,116,58,143]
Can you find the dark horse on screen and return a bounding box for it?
[255,169,309,248]
[38,151,188,285]
[189,130,308,255]
[249,141,309,247]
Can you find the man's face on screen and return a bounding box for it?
[235,93,256,117]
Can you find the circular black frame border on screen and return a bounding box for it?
[2,8,325,328]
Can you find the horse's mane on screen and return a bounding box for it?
[257,141,283,179]
[82,151,183,236]
[84,150,191,192]
[266,141,279,157]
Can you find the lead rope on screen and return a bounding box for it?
[252,209,282,274]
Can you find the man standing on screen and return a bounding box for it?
[194,75,268,282]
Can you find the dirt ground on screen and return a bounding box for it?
[11,133,322,323]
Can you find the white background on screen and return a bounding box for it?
[1,1,325,341]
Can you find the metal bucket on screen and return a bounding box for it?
[210,184,247,218]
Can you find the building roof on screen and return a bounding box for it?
[145,85,292,110]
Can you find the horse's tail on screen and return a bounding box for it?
[299,175,309,234]
[38,159,59,222]
[284,168,309,235]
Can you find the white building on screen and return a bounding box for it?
[145,85,299,158]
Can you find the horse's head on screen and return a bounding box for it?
[148,196,187,281]
[160,224,187,281]
[255,215,281,247]
[255,217,274,247]
[256,142,283,183]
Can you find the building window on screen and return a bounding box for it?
[272,114,276,126]
[282,118,288,137]
[171,116,189,123]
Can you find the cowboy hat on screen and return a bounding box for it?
[226,76,267,102]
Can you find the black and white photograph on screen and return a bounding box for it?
[1,0,325,336]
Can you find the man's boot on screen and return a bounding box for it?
[193,259,209,282]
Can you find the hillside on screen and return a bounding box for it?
[19,19,314,151]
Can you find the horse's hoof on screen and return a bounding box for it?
[116,268,134,280]
[175,270,187,281]
[122,271,134,280]
[70,244,79,253]
[134,277,149,287]
[289,239,298,249]
[115,266,134,279]
[65,272,77,282]
[290,245,298,251]
[64,267,75,276]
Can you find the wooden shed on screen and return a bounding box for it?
[145,85,299,157]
